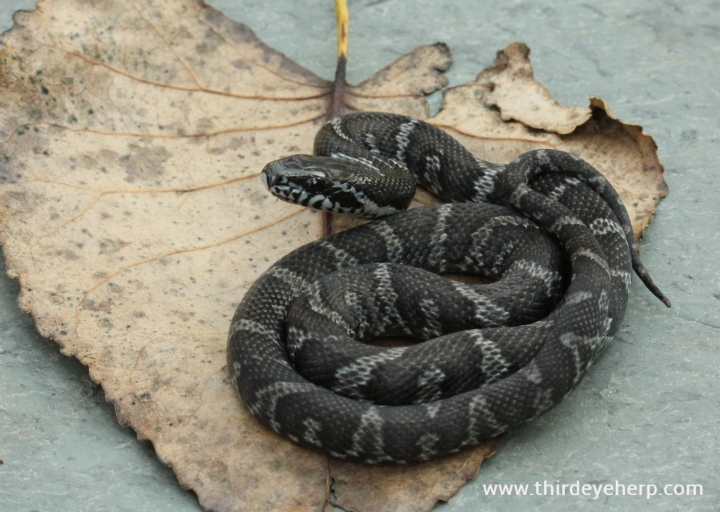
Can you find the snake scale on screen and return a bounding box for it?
[227,112,669,464]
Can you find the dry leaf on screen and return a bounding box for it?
[0,2,666,512]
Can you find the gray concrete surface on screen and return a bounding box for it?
[1,1,718,510]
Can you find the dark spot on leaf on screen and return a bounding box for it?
[231,59,251,70]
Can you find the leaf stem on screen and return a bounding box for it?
[324,0,350,236]
[329,0,349,122]
[335,0,349,60]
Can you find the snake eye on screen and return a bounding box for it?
[305,176,323,189]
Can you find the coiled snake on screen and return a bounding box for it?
[227,112,669,464]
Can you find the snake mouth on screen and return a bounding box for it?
[269,180,311,205]
[268,179,365,213]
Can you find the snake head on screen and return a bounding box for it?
[261,154,368,214]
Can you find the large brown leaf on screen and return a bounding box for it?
[0,1,667,511]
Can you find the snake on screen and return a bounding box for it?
[227,112,669,464]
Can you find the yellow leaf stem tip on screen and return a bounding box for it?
[335,0,349,59]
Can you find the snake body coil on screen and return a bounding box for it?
[227,113,669,464]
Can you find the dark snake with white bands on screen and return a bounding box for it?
[227,113,669,464]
